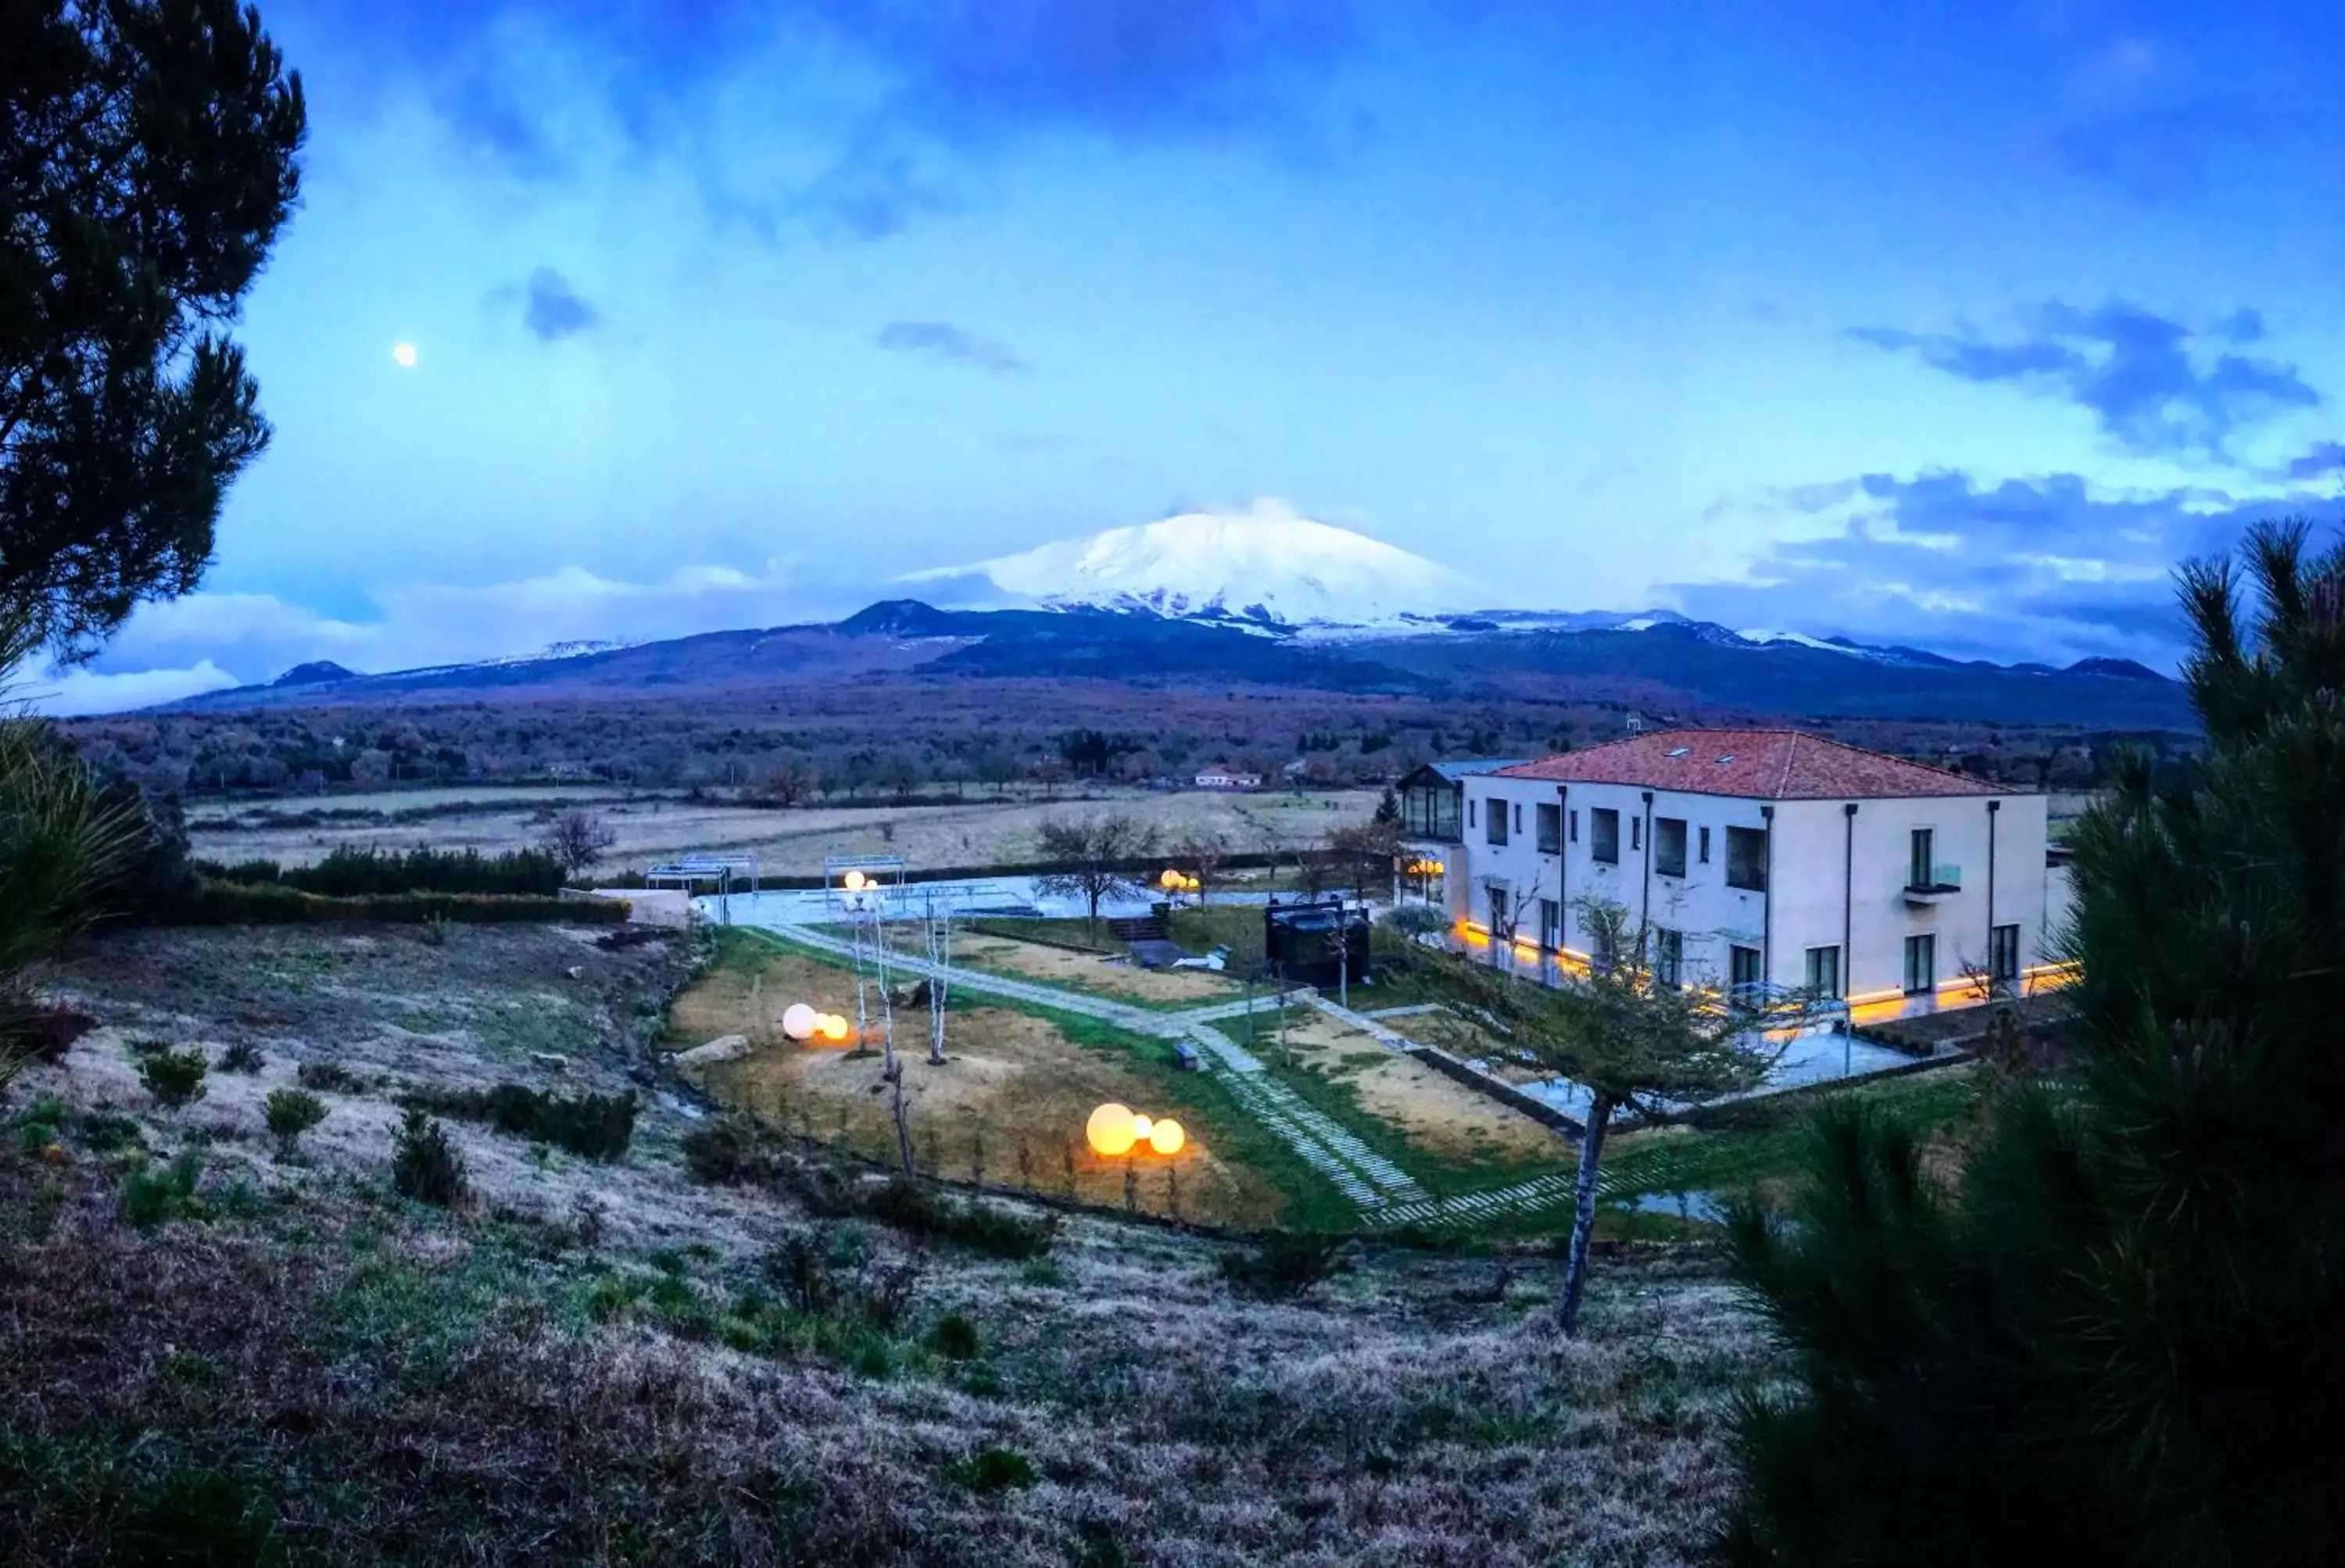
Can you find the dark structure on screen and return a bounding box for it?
[1263,898,1371,988]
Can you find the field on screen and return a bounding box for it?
[5,919,1777,1564]
[188,782,1379,875]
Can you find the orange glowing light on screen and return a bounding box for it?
[1148,1119,1186,1155]
[1130,1113,1155,1143]
[819,1014,850,1042]
[1086,1102,1138,1156]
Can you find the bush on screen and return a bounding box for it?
[1219,1231,1347,1299]
[390,1110,467,1208]
[401,1082,635,1162]
[947,1446,1038,1495]
[865,1177,1058,1260]
[295,1060,365,1094]
[23,1006,95,1064]
[680,1119,763,1185]
[263,1089,328,1157]
[929,1312,981,1360]
[137,1048,209,1109]
[78,1109,145,1152]
[196,843,567,897]
[766,1225,920,1334]
[218,1040,265,1074]
[120,1151,207,1228]
[169,882,627,928]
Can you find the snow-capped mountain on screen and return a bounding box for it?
[904,499,1488,632]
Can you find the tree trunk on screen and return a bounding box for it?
[1558,1093,1616,1337]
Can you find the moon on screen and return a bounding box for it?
[392,342,418,368]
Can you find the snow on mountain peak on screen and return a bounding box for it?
[906,499,1487,628]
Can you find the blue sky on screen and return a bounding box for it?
[43,0,2344,711]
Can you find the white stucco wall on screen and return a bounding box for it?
[1452,774,2053,1001]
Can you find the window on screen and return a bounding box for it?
[1909,828,1935,889]
[1535,801,1560,854]
[1725,825,1768,890]
[1990,923,2021,986]
[1488,886,1510,934]
[1699,825,1711,864]
[1513,802,1523,836]
[1654,927,1683,988]
[1654,816,1688,877]
[1631,814,1642,851]
[1804,944,1842,998]
[1467,797,1477,829]
[1569,808,1578,843]
[1539,897,1561,950]
[1486,800,1509,847]
[1903,933,1936,995]
[1590,807,1620,864]
[1730,944,1763,993]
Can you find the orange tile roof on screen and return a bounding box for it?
[1493,729,2007,800]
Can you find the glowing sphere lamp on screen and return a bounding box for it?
[1086,1103,1139,1157]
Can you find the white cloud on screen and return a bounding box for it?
[20,660,242,717]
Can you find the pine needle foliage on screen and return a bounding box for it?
[1724,520,2345,1566]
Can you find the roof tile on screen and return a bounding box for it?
[1493,729,2007,800]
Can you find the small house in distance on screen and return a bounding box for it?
[1194,764,1262,789]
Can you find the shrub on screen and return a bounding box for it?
[865,1177,1057,1260]
[1219,1231,1347,1299]
[400,1081,635,1162]
[929,1312,981,1361]
[170,882,627,928]
[680,1119,762,1185]
[765,1226,920,1334]
[218,1040,265,1074]
[23,1006,95,1064]
[137,1048,209,1109]
[947,1446,1038,1495]
[263,1089,328,1158]
[295,1060,364,1094]
[120,1151,207,1228]
[390,1110,467,1208]
[197,843,567,897]
[78,1109,145,1152]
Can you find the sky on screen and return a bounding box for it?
[36,0,2345,712]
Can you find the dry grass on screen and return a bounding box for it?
[952,933,1238,1005]
[190,786,1379,876]
[1268,1011,1566,1169]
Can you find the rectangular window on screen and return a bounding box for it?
[1590,807,1620,864]
[1467,797,1477,829]
[1804,944,1842,998]
[1486,801,1509,847]
[1654,817,1688,878]
[1569,808,1578,843]
[1909,828,1935,889]
[1699,825,1712,864]
[1654,927,1683,988]
[1631,814,1642,851]
[1536,802,1560,854]
[1903,933,1936,995]
[1488,886,1510,935]
[1990,923,2021,986]
[1513,802,1523,836]
[1726,825,1768,891]
[1539,897,1561,950]
[1730,944,1763,994]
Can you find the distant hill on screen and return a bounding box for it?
[161,597,2196,730]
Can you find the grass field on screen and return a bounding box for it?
[189,784,1380,876]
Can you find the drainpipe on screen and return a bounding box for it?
[1760,804,1775,990]
[1987,799,2000,982]
[1842,804,1858,998]
[1640,791,1656,943]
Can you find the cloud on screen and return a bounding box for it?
[1672,470,2339,669]
[1849,300,2320,464]
[2286,441,2345,481]
[65,560,895,710]
[522,268,597,339]
[21,660,240,718]
[876,320,1028,376]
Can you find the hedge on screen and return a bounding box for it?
[195,844,567,898]
[170,882,630,926]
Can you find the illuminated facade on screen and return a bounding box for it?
[1448,729,2069,1015]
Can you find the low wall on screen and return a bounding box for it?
[1402,1041,1587,1137]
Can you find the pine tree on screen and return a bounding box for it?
[1724,520,2345,1566]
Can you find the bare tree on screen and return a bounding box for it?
[922,893,954,1066]
[1036,814,1160,939]
[1170,827,1230,905]
[1324,816,1402,901]
[541,808,617,878]
[1401,895,1780,1335]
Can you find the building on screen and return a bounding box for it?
[1392,758,1531,904]
[1193,764,1262,789]
[1446,729,2063,1018]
